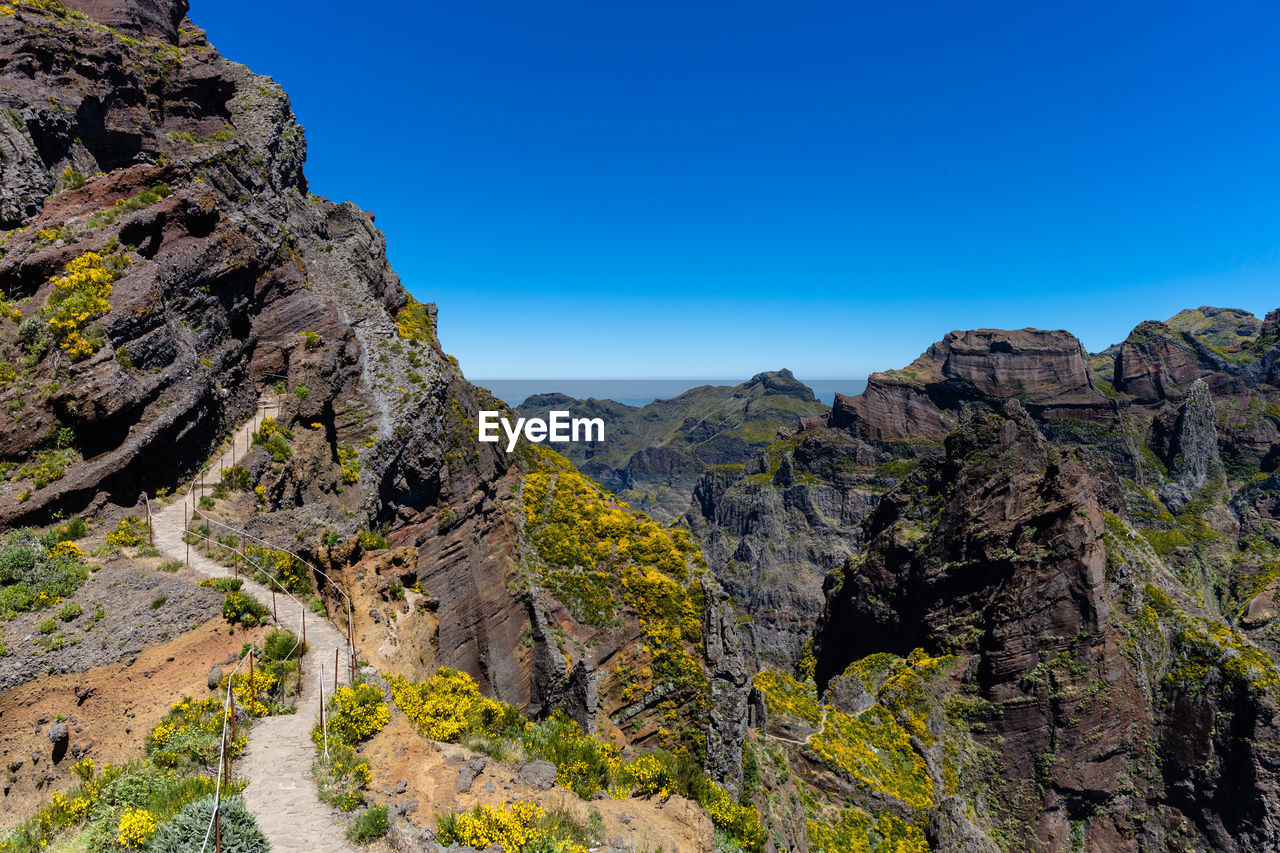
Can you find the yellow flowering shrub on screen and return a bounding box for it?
[395,296,436,344]
[337,444,360,483]
[104,515,147,548]
[520,711,621,798]
[520,457,711,749]
[116,808,156,848]
[42,250,128,361]
[226,667,279,717]
[435,801,585,853]
[311,738,373,811]
[253,417,288,442]
[808,704,934,811]
[49,540,84,561]
[147,696,244,769]
[440,801,543,850]
[0,760,129,850]
[754,669,821,726]
[700,781,765,851]
[618,753,673,798]
[389,668,519,743]
[327,682,390,743]
[804,797,928,853]
[243,542,312,594]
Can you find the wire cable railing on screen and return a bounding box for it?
[137,395,365,853]
[147,511,310,853]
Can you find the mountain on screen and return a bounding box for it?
[516,369,830,521]
[686,307,1280,851]
[3,2,1280,851]
[0,2,757,843]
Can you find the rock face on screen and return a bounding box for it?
[63,0,188,41]
[808,403,1280,851]
[1159,379,1224,512]
[690,307,1280,851]
[816,403,1110,681]
[685,426,886,667]
[517,370,829,520]
[0,0,749,787]
[829,328,1110,441]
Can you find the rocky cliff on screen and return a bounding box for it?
[705,308,1280,851]
[0,0,751,791]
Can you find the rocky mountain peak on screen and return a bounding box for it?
[829,326,1106,441]
[737,368,816,402]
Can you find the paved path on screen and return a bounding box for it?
[151,401,357,853]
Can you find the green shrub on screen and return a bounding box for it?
[144,795,267,853]
[264,434,292,462]
[145,697,243,771]
[157,560,183,573]
[150,595,167,610]
[38,516,86,547]
[345,804,388,844]
[84,184,172,231]
[38,617,56,634]
[198,495,215,510]
[82,762,226,845]
[57,601,81,621]
[220,466,252,491]
[244,543,313,595]
[56,166,86,192]
[104,516,147,548]
[358,529,389,550]
[0,527,87,614]
[294,385,309,399]
[198,577,242,592]
[262,628,305,662]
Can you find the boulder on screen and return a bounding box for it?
[516,760,557,790]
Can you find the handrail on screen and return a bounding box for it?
[163,396,357,681]
[139,393,366,852]
[188,507,357,683]
[148,511,312,853]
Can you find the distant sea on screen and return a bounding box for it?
[472,378,869,408]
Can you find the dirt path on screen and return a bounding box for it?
[151,401,356,853]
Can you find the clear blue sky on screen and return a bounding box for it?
[189,0,1280,379]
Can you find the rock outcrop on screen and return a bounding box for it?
[829,328,1111,441]
[808,403,1280,850]
[1159,379,1225,512]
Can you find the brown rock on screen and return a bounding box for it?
[830,328,1108,441]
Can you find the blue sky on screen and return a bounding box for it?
[190,1,1280,379]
